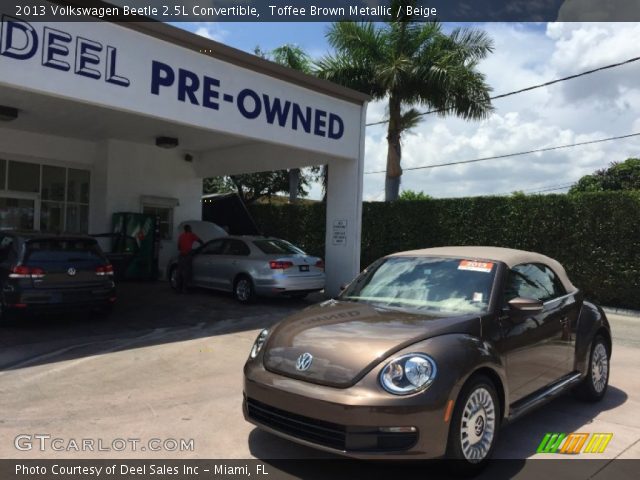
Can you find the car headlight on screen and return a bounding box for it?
[379,353,437,395]
[249,329,269,359]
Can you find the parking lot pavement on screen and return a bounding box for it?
[0,285,637,479]
[0,282,317,370]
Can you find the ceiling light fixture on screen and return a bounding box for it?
[155,136,179,149]
[0,106,18,121]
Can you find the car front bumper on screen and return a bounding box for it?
[243,360,452,459]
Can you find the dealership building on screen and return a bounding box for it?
[0,9,368,294]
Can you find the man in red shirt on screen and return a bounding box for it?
[176,224,202,293]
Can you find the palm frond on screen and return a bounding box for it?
[315,54,386,98]
[271,44,312,74]
[398,107,422,133]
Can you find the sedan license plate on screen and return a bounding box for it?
[299,265,309,272]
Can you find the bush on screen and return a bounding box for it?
[250,192,640,309]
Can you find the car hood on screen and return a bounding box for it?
[263,299,481,388]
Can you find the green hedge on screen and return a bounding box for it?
[250,192,640,309]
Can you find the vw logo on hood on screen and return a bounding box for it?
[67,267,77,276]
[295,352,313,371]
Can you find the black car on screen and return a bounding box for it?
[0,232,116,322]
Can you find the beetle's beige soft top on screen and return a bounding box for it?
[389,246,577,293]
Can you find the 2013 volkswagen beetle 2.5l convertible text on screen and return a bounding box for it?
[243,247,612,469]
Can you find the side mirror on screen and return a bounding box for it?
[507,297,544,313]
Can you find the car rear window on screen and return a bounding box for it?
[253,239,305,255]
[24,239,104,265]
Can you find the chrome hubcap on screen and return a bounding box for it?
[236,280,251,301]
[460,387,496,463]
[591,343,609,393]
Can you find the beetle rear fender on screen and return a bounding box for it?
[574,301,612,374]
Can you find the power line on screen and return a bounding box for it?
[462,178,578,197]
[530,184,574,193]
[509,182,575,195]
[365,55,640,127]
[364,132,640,174]
[520,180,577,193]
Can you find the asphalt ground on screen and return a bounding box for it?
[0,282,637,479]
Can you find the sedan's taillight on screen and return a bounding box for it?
[315,259,325,270]
[96,264,114,276]
[9,265,45,279]
[269,261,293,270]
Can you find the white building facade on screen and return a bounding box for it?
[0,9,368,295]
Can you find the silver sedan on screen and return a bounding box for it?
[167,236,325,302]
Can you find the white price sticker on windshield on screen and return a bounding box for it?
[458,260,494,273]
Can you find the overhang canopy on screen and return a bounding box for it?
[0,10,367,163]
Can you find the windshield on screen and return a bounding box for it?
[340,257,496,314]
[253,239,305,255]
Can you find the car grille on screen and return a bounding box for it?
[247,398,347,450]
[246,398,418,452]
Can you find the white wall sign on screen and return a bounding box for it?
[0,7,362,159]
[332,219,347,246]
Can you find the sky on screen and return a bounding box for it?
[177,21,640,201]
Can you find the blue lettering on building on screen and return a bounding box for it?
[75,37,102,80]
[236,88,261,119]
[263,95,291,127]
[328,113,344,139]
[202,76,219,110]
[0,17,344,140]
[292,104,312,133]
[0,15,130,87]
[42,27,71,71]
[150,62,345,140]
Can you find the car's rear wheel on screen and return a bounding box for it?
[446,374,499,474]
[574,335,610,402]
[234,275,256,304]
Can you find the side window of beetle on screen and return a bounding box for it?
[505,263,565,303]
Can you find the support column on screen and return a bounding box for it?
[324,105,367,297]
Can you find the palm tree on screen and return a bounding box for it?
[317,0,494,201]
[271,44,313,74]
[266,45,316,204]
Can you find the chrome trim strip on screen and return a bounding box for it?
[543,292,575,306]
[507,372,582,422]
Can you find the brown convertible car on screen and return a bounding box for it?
[243,247,611,469]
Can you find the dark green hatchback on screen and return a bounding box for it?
[0,231,116,321]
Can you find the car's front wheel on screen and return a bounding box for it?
[446,374,499,473]
[234,275,256,304]
[575,335,610,402]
